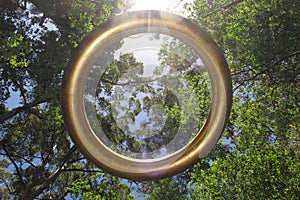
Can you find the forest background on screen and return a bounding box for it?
[0,0,299,199]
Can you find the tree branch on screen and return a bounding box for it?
[20,146,77,200]
[0,176,14,194]
[101,76,166,86]
[233,50,300,90]
[62,168,103,173]
[0,98,49,123]
[27,0,82,42]
[1,145,25,186]
[8,154,37,168]
[269,50,300,67]
[202,0,244,18]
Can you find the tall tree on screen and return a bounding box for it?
[0,0,129,199]
[185,0,300,199]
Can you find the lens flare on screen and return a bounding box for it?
[130,0,169,11]
[128,0,193,17]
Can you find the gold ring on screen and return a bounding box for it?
[62,10,232,180]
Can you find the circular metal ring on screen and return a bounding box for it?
[62,10,232,180]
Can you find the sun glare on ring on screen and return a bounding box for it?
[130,0,170,11]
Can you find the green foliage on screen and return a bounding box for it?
[139,173,191,200]
[191,95,300,199]
[4,34,31,68]
[66,174,135,199]
[186,0,300,199]
[0,159,12,199]
[189,0,300,87]
[191,145,300,199]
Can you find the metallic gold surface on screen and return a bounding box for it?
[61,10,232,180]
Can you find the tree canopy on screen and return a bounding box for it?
[1,0,299,199]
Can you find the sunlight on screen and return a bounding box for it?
[129,0,193,16]
[130,0,169,11]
